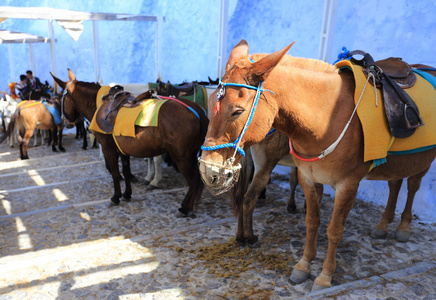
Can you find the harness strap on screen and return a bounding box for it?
[157,95,204,119]
[201,80,273,157]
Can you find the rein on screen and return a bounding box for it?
[201,80,274,161]
[60,81,74,123]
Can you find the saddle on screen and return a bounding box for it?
[349,50,424,138]
[159,81,197,97]
[95,85,154,133]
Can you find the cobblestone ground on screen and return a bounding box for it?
[0,133,435,299]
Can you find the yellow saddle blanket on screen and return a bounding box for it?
[335,60,436,162]
[89,86,166,137]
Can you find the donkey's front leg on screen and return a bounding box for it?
[120,154,133,200]
[290,177,323,285]
[312,181,358,291]
[58,125,65,152]
[103,149,122,205]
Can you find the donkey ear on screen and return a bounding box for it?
[225,39,250,72]
[251,41,295,81]
[68,68,76,81]
[51,72,66,89]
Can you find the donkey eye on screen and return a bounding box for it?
[231,109,244,117]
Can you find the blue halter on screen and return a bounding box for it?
[201,80,274,157]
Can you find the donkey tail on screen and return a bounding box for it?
[230,147,254,217]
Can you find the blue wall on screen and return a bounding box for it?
[1,0,435,88]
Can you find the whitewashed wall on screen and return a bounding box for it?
[0,0,435,222]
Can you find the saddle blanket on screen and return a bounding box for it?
[42,102,62,125]
[335,60,436,163]
[17,101,61,125]
[89,86,166,137]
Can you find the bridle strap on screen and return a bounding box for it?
[60,81,74,123]
[201,80,273,158]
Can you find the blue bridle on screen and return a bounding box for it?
[201,80,274,157]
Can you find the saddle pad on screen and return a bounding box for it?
[42,102,62,125]
[17,100,40,109]
[335,60,436,162]
[111,99,166,137]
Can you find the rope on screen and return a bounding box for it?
[201,80,274,157]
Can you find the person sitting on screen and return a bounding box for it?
[8,82,20,100]
[16,74,28,100]
[26,70,42,92]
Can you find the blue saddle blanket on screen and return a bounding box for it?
[42,102,62,125]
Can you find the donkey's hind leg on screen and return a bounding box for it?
[372,179,402,239]
[175,154,204,217]
[396,168,430,242]
[146,156,162,190]
[20,129,34,160]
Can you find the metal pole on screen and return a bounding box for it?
[48,19,57,91]
[318,0,339,62]
[217,0,229,78]
[155,16,164,80]
[29,43,35,74]
[92,21,101,84]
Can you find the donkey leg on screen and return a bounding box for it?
[20,129,34,160]
[176,155,203,217]
[290,176,323,285]
[396,169,429,242]
[144,157,154,185]
[241,169,275,245]
[120,154,133,200]
[287,166,299,213]
[58,126,65,152]
[101,147,122,205]
[148,155,163,190]
[51,127,58,152]
[312,182,358,291]
[372,180,402,239]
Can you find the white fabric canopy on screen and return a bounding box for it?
[0,29,50,44]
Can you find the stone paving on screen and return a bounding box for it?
[0,133,435,299]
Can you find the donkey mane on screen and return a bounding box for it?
[250,53,338,74]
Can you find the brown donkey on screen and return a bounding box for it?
[199,40,436,290]
[52,69,208,216]
[1,98,65,159]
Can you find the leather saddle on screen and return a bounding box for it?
[43,96,61,112]
[348,50,424,138]
[95,85,154,133]
[157,81,196,97]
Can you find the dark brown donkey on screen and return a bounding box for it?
[199,40,436,290]
[52,69,208,216]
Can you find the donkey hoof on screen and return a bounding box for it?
[143,179,150,186]
[59,147,66,152]
[371,227,388,239]
[287,204,297,213]
[122,195,131,202]
[395,230,411,242]
[176,209,188,218]
[147,184,160,190]
[289,269,311,284]
[108,201,119,207]
[311,282,330,292]
[128,176,139,183]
